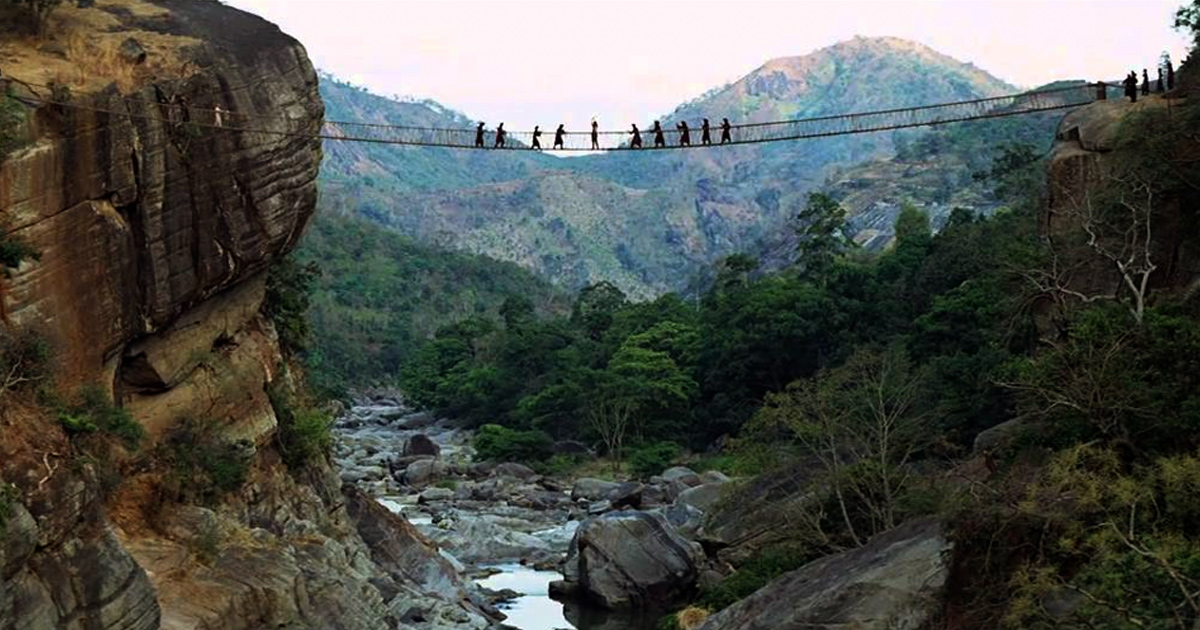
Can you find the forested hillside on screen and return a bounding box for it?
[290,208,567,397]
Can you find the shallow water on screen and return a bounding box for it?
[477,564,573,630]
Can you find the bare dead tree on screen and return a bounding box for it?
[586,395,635,474]
[1039,171,1159,325]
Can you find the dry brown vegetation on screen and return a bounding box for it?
[0,0,201,92]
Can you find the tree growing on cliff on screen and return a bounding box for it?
[1177,0,1200,46]
[263,257,321,354]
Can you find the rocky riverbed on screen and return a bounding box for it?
[332,392,733,630]
[333,392,955,630]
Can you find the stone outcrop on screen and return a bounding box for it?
[344,486,492,626]
[0,413,159,630]
[1,1,323,391]
[553,510,704,609]
[699,462,815,564]
[697,519,951,630]
[0,3,486,630]
[1043,97,1200,307]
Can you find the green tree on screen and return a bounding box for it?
[791,192,852,281]
[609,342,697,441]
[263,257,321,354]
[893,203,932,247]
[1177,0,1200,45]
[716,254,759,293]
[500,294,535,328]
[572,281,628,340]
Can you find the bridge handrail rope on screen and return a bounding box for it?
[1,72,1114,153]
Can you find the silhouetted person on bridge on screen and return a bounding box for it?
[591,121,600,150]
[554,124,566,150]
[630,124,643,148]
[1157,67,1165,93]
[677,121,691,146]
[531,126,542,150]
[1141,69,1150,96]
[720,118,732,144]
[475,122,486,148]
[1168,60,1176,90]
[701,119,711,145]
[653,121,665,148]
[495,123,506,148]
[1124,72,1138,103]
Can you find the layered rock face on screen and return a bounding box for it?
[1,0,322,393]
[0,3,485,630]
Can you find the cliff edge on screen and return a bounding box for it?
[0,3,490,629]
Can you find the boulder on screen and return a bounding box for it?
[397,412,437,430]
[572,478,620,502]
[404,459,447,487]
[696,519,951,630]
[424,515,553,564]
[557,511,703,609]
[972,417,1031,456]
[118,37,147,65]
[403,434,442,458]
[607,482,645,509]
[418,487,455,504]
[700,470,731,485]
[661,467,702,487]
[639,483,670,508]
[493,462,537,481]
[658,502,705,540]
[343,486,466,604]
[699,462,817,564]
[676,483,725,513]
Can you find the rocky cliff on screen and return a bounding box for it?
[0,2,486,629]
[1042,87,1199,313]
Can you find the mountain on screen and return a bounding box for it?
[318,73,562,192]
[317,37,1065,297]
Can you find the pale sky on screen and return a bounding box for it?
[223,0,1191,133]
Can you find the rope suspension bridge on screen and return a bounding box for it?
[3,76,1112,153]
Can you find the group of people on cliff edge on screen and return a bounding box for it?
[1123,59,1175,103]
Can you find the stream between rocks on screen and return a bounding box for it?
[334,393,666,630]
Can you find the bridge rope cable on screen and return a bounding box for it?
[3,76,1110,152]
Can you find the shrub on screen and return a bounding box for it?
[268,380,332,471]
[534,453,588,477]
[697,545,816,611]
[190,520,224,566]
[0,481,19,536]
[159,417,252,504]
[0,325,51,397]
[263,257,321,354]
[58,385,144,449]
[0,91,30,162]
[628,441,681,478]
[473,424,553,463]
